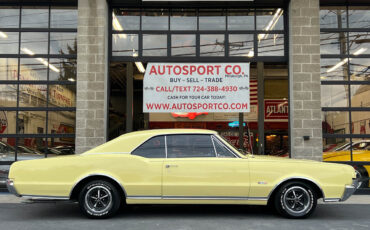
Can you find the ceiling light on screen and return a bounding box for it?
[21,48,35,55]
[0,31,8,38]
[353,48,367,55]
[22,48,60,73]
[327,59,348,73]
[68,78,75,82]
[132,49,145,73]
[246,50,254,57]
[112,12,127,39]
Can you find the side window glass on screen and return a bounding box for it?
[167,134,215,158]
[131,136,165,158]
[213,137,236,158]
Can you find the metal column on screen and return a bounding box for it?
[257,62,265,155]
[126,63,133,132]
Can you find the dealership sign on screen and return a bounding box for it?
[143,63,250,113]
[264,99,288,120]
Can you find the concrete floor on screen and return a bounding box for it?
[0,198,369,230]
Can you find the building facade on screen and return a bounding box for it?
[0,0,369,189]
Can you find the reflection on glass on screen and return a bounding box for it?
[258,34,284,56]
[21,7,49,28]
[349,32,370,55]
[320,7,347,29]
[321,85,349,107]
[142,10,169,30]
[47,111,75,156]
[322,111,350,134]
[0,85,17,107]
[0,58,18,81]
[171,34,196,56]
[170,9,197,30]
[350,59,370,81]
[112,34,138,56]
[0,7,19,28]
[112,9,140,31]
[229,34,254,57]
[320,58,348,81]
[48,85,76,107]
[199,9,226,30]
[351,85,370,108]
[320,32,347,55]
[256,8,284,30]
[19,85,47,107]
[20,58,47,81]
[0,32,19,54]
[21,32,48,54]
[0,137,15,161]
[48,58,77,81]
[0,112,16,135]
[50,7,78,28]
[228,9,254,30]
[143,34,167,56]
[50,33,77,55]
[200,34,225,56]
[17,111,46,134]
[351,112,370,134]
[323,138,351,161]
[16,138,45,161]
[348,7,370,29]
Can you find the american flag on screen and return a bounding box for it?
[250,79,257,105]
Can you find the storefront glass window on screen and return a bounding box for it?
[112,34,138,56]
[321,58,349,81]
[256,8,284,31]
[0,4,77,163]
[21,7,49,28]
[0,7,20,28]
[200,34,225,56]
[21,32,48,55]
[143,34,167,56]
[112,9,140,31]
[0,32,19,54]
[199,9,226,30]
[171,34,196,56]
[170,9,197,30]
[320,7,347,29]
[320,32,347,55]
[229,34,254,57]
[142,10,169,31]
[50,7,78,28]
[320,6,370,186]
[228,9,254,30]
[50,33,77,55]
[258,33,284,56]
[348,7,370,29]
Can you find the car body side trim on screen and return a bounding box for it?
[127,195,268,201]
[69,173,128,199]
[22,195,69,200]
[323,198,341,202]
[267,176,326,201]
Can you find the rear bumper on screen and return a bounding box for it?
[6,179,21,197]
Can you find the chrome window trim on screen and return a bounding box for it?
[68,173,128,199]
[164,135,168,158]
[211,136,218,157]
[212,135,240,158]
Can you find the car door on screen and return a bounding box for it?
[162,134,250,200]
[123,135,165,199]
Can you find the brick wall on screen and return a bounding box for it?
[76,0,108,153]
[289,0,322,160]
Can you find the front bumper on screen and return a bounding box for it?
[6,179,21,197]
[340,179,358,202]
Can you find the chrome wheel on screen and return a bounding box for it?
[84,185,113,215]
[355,169,363,189]
[282,186,312,215]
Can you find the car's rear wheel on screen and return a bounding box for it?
[274,181,317,219]
[78,180,121,219]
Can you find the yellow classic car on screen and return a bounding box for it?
[7,129,357,219]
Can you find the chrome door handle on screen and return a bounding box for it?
[165,164,178,168]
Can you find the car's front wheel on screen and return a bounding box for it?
[274,181,317,219]
[78,180,121,218]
